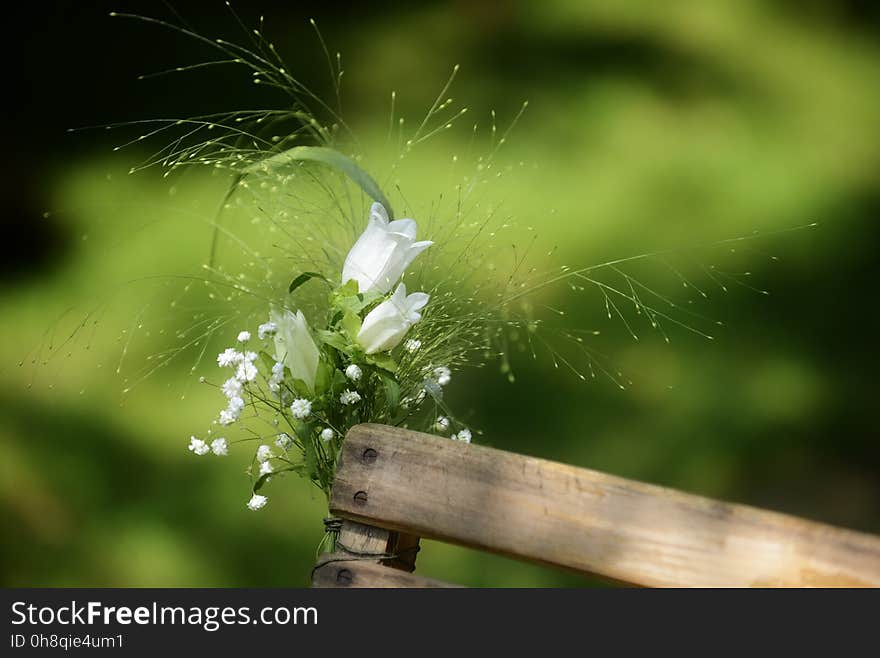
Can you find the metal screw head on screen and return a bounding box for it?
[362,448,378,464]
[353,490,368,506]
[336,568,353,586]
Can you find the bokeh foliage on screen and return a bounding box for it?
[2,0,879,586]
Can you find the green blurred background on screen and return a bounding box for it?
[3,0,879,587]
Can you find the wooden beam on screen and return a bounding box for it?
[335,520,420,573]
[331,424,880,587]
[337,518,391,556]
[312,554,460,588]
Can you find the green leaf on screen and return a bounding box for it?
[210,147,394,267]
[341,312,362,342]
[259,350,277,372]
[380,374,400,412]
[337,290,383,315]
[317,329,350,353]
[289,271,329,294]
[245,146,394,218]
[336,279,358,297]
[366,352,398,374]
[330,368,349,395]
[314,361,332,396]
[290,377,312,398]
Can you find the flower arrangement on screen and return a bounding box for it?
[188,200,466,510]
[85,9,809,535]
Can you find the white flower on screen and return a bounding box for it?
[340,389,361,405]
[237,330,251,343]
[211,438,228,456]
[405,339,422,352]
[357,283,430,354]
[345,364,362,382]
[275,433,293,450]
[222,377,243,399]
[188,436,210,455]
[320,428,335,442]
[271,309,320,392]
[256,444,273,463]
[259,461,274,476]
[217,348,243,367]
[434,366,451,386]
[342,202,433,294]
[258,321,278,339]
[290,398,312,419]
[243,351,258,363]
[401,388,427,409]
[219,396,245,426]
[434,416,450,432]
[268,361,285,393]
[247,494,268,511]
[235,359,258,383]
[453,428,472,444]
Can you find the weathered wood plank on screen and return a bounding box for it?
[337,519,392,556]
[335,520,420,572]
[312,554,460,588]
[331,424,880,587]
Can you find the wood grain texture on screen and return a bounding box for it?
[331,424,880,587]
[335,520,420,573]
[337,519,392,556]
[312,554,460,588]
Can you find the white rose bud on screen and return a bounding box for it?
[357,283,429,354]
[271,308,320,392]
[342,202,433,293]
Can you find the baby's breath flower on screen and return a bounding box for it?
[405,339,422,352]
[258,321,278,339]
[227,396,245,414]
[453,428,472,444]
[188,436,209,455]
[219,402,243,425]
[401,388,427,409]
[237,330,251,343]
[290,398,312,419]
[256,444,273,463]
[434,366,452,387]
[275,433,293,450]
[247,494,268,511]
[235,359,258,383]
[268,361,285,393]
[340,389,361,405]
[320,428,335,442]
[345,364,362,382]
[434,416,450,432]
[222,377,243,399]
[217,348,242,367]
[211,438,228,456]
[259,461,273,476]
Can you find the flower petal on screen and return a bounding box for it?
[370,202,389,224]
